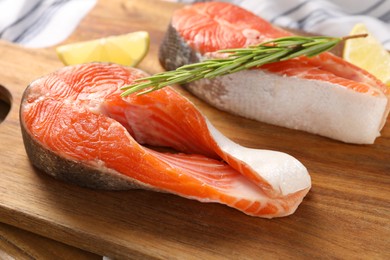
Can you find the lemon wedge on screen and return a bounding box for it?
[56,31,150,66]
[343,23,390,86]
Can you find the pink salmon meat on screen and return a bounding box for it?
[20,63,311,218]
[159,2,390,144]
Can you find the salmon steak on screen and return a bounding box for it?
[20,63,311,218]
[159,2,390,144]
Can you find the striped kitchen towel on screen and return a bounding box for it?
[173,0,390,50]
[0,0,96,48]
[1,0,389,49]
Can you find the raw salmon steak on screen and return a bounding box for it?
[20,63,310,218]
[159,2,390,144]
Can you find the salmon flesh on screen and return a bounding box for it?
[159,2,390,144]
[20,63,311,218]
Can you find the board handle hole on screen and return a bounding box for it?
[0,85,12,124]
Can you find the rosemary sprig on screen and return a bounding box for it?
[121,34,367,96]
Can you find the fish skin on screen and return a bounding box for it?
[20,62,311,218]
[159,2,389,144]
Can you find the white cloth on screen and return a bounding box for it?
[0,0,96,48]
[1,0,389,49]
[175,0,390,50]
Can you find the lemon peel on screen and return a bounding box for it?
[56,31,150,67]
[343,23,390,86]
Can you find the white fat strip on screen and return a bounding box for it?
[205,119,311,196]
[189,69,388,144]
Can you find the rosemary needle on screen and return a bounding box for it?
[120,34,367,97]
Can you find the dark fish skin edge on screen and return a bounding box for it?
[19,81,150,191]
[159,24,201,72]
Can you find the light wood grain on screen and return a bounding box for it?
[0,0,389,259]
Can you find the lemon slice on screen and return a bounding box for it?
[56,31,150,66]
[343,23,390,86]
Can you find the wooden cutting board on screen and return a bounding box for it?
[0,0,389,258]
